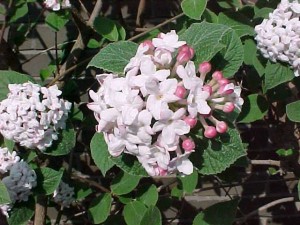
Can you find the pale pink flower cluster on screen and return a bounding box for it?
[88,30,243,176]
[44,0,71,11]
[255,0,300,76]
[53,181,75,207]
[0,149,36,217]
[0,148,20,174]
[0,82,72,151]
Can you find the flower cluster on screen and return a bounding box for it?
[0,148,20,174]
[255,0,300,76]
[0,148,36,217]
[53,181,75,207]
[88,30,243,176]
[44,0,71,11]
[0,82,72,151]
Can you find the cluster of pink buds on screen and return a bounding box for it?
[88,30,243,176]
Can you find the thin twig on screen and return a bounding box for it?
[236,197,294,223]
[71,173,111,194]
[128,12,184,42]
[251,160,281,167]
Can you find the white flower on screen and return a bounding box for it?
[0,148,20,174]
[0,82,71,151]
[153,108,190,148]
[53,181,75,207]
[255,0,300,76]
[168,152,194,175]
[0,204,11,218]
[187,85,211,117]
[44,0,71,11]
[146,78,179,120]
[152,30,186,52]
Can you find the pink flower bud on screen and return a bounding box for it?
[216,121,228,133]
[218,78,229,86]
[204,126,217,138]
[177,51,191,64]
[202,85,212,95]
[184,116,197,128]
[189,47,195,59]
[212,71,223,80]
[223,102,235,113]
[175,85,187,98]
[182,138,196,152]
[199,61,211,74]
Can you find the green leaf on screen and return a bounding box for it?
[237,94,268,123]
[74,182,93,200]
[193,127,246,175]
[218,12,255,37]
[193,199,238,225]
[0,70,36,101]
[180,22,243,77]
[201,9,218,23]
[70,104,83,121]
[40,64,56,82]
[243,39,257,65]
[45,11,70,32]
[88,41,138,74]
[140,206,162,225]
[7,196,35,225]
[87,39,101,48]
[111,153,148,177]
[8,3,28,23]
[179,170,198,194]
[276,148,294,157]
[217,0,242,9]
[111,171,140,195]
[213,28,244,77]
[43,128,76,156]
[123,201,147,225]
[34,167,63,195]
[171,186,184,198]
[90,133,115,176]
[4,138,14,152]
[180,22,226,65]
[93,16,119,41]
[136,184,158,206]
[286,100,300,122]
[181,0,207,20]
[264,61,294,91]
[116,23,126,40]
[254,7,274,19]
[0,180,11,204]
[88,193,112,224]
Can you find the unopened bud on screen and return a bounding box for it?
[216,121,228,133]
[199,61,212,74]
[223,102,235,113]
[218,78,230,86]
[184,116,197,128]
[204,126,217,138]
[182,138,196,152]
[175,85,187,98]
[212,71,223,80]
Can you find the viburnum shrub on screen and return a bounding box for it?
[0,0,299,224]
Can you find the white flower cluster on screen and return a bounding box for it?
[88,30,243,176]
[0,149,36,217]
[0,148,20,174]
[44,0,71,11]
[0,82,72,151]
[53,181,75,207]
[255,0,300,76]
